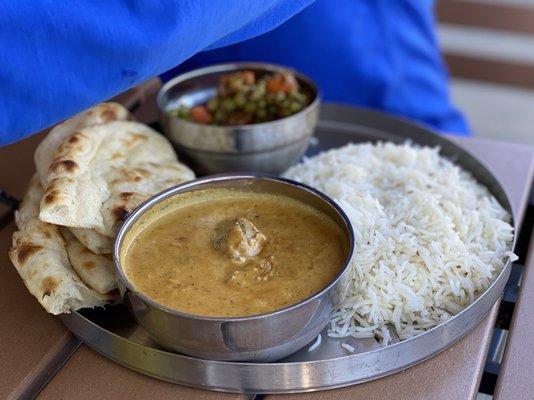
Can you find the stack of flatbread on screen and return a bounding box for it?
[9,103,195,314]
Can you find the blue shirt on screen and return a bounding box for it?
[0,0,467,146]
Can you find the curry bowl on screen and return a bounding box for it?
[157,63,320,174]
[114,175,354,361]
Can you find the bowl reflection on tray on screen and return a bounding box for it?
[113,175,354,361]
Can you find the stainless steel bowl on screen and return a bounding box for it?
[114,175,354,362]
[157,63,321,174]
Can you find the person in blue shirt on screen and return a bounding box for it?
[0,0,467,146]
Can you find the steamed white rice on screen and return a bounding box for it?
[285,142,516,343]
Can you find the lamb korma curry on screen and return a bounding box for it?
[121,188,348,317]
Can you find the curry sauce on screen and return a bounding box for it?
[122,190,347,317]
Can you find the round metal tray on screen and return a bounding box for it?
[59,104,516,394]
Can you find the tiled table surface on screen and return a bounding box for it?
[1,112,533,400]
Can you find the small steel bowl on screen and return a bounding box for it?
[157,63,321,174]
[114,175,354,362]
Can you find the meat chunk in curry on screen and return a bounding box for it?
[213,217,266,264]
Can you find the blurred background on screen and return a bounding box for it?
[437,0,534,145]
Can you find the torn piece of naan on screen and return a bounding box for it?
[34,102,132,253]
[61,228,117,294]
[39,120,195,236]
[9,175,110,315]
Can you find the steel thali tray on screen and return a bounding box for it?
[59,104,516,394]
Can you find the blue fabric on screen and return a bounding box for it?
[165,0,469,135]
[0,0,468,146]
[0,0,312,146]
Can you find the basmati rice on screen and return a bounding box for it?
[341,343,356,353]
[286,142,516,344]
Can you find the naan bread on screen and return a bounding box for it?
[69,227,113,255]
[34,102,132,187]
[34,102,132,252]
[61,228,117,294]
[39,121,195,236]
[9,175,110,315]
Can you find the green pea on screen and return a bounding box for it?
[289,91,302,101]
[289,102,303,112]
[171,106,190,120]
[256,81,266,95]
[207,98,219,111]
[251,89,264,101]
[222,98,236,112]
[234,93,246,107]
[244,103,256,114]
[214,109,225,121]
[275,92,286,102]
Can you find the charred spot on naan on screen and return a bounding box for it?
[91,103,131,123]
[82,261,96,270]
[136,168,153,178]
[41,276,59,298]
[110,168,152,184]
[41,226,53,239]
[111,151,125,161]
[43,190,61,204]
[103,192,148,233]
[113,206,129,221]
[122,133,148,148]
[66,131,89,146]
[67,133,81,144]
[15,243,44,264]
[101,109,119,122]
[120,192,134,200]
[49,159,79,173]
